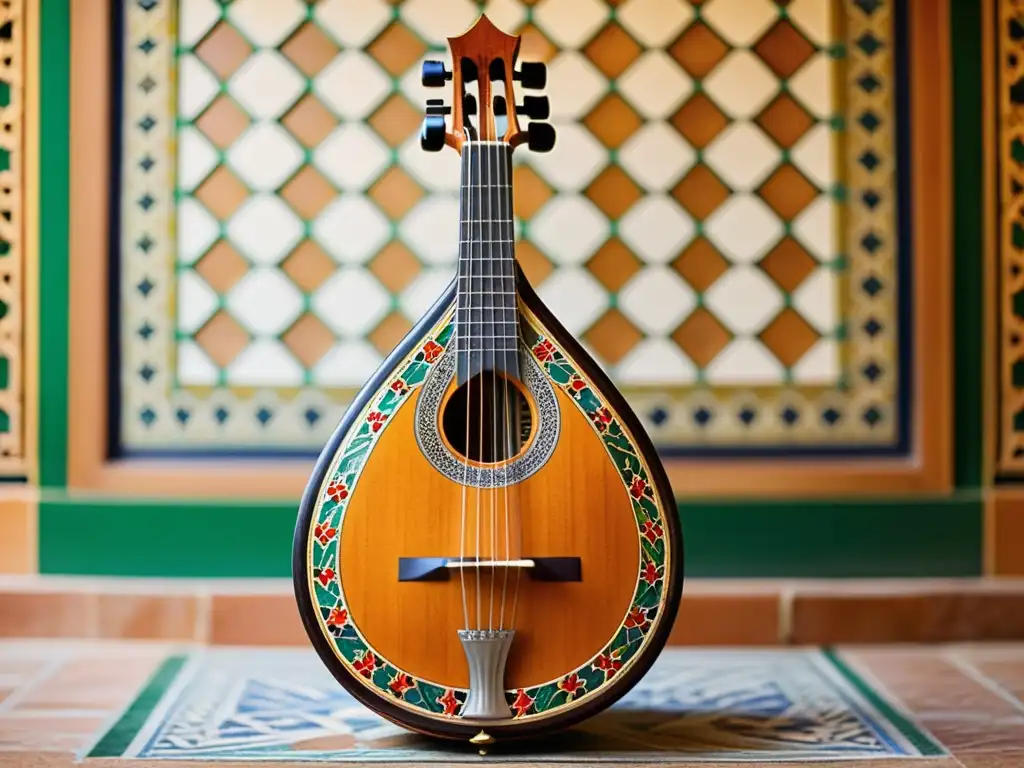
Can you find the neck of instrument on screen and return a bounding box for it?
[455,141,519,385]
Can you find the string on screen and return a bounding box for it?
[498,139,512,632]
[457,143,472,632]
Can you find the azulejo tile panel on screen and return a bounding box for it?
[117,0,903,453]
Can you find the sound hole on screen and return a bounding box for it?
[441,372,532,464]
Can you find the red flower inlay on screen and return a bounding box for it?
[558,673,584,698]
[438,688,459,716]
[353,651,377,678]
[595,653,623,678]
[316,568,336,587]
[568,375,587,392]
[630,476,648,500]
[423,340,443,363]
[641,561,660,585]
[640,520,663,545]
[512,688,534,717]
[533,339,556,362]
[326,481,349,503]
[326,606,348,628]
[314,522,338,546]
[367,412,388,432]
[390,379,409,394]
[625,607,650,632]
[389,672,414,697]
[589,407,613,432]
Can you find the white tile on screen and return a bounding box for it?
[792,338,840,383]
[617,0,694,47]
[314,51,391,120]
[703,51,778,119]
[701,0,778,46]
[618,266,696,334]
[313,340,385,386]
[400,267,456,320]
[399,197,460,265]
[545,52,608,119]
[228,0,306,48]
[617,51,692,120]
[179,0,221,47]
[523,121,607,191]
[313,268,392,335]
[177,340,219,385]
[704,122,781,191]
[792,266,837,334]
[705,195,782,264]
[615,338,697,385]
[789,53,832,118]
[399,132,462,193]
[705,338,783,383]
[226,122,304,191]
[178,54,219,120]
[787,0,832,46]
[314,124,391,191]
[530,195,609,265]
[177,270,219,332]
[317,0,392,47]
[619,196,695,264]
[177,126,219,192]
[226,194,304,265]
[703,265,783,334]
[312,196,391,264]
[792,196,835,259]
[791,122,832,189]
[618,121,696,193]
[226,268,304,335]
[481,0,526,37]
[228,51,305,119]
[226,339,305,386]
[399,0,479,46]
[533,0,608,49]
[536,267,608,335]
[178,197,221,265]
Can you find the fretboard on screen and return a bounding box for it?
[455,141,518,385]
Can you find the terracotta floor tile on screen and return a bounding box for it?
[95,594,200,641]
[209,594,307,645]
[0,716,107,752]
[15,656,161,710]
[0,593,97,639]
[956,752,1024,767]
[669,592,780,645]
[968,659,1024,705]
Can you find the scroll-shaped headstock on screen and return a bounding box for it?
[419,15,555,155]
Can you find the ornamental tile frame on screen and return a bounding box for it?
[116,0,902,455]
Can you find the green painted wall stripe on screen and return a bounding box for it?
[39,0,70,488]
[39,494,982,578]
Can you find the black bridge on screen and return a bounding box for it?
[398,557,581,582]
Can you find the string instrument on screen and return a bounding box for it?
[293,15,684,745]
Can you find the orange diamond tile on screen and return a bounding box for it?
[758,164,819,220]
[282,95,337,149]
[759,237,817,292]
[194,310,250,368]
[754,20,816,79]
[281,22,339,77]
[194,22,252,80]
[584,94,642,149]
[194,240,250,294]
[584,23,641,79]
[759,307,820,367]
[281,166,337,220]
[194,166,250,220]
[195,96,251,150]
[756,94,815,148]
[517,23,558,63]
[513,166,554,220]
[369,311,412,354]
[585,166,642,219]
[368,22,427,76]
[283,313,336,368]
[585,238,642,292]
[671,309,732,367]
[671,94,729,149]
[281,240,337,293]
[369,167,424,220]
[584,309,643,366]
[671,165,730,221]
[516,240,554,285]
[369,241,421,293]
[671,237,730,292]
[369,94,422,148]
[669,22,729,79]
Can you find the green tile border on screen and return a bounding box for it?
[38,493,982,578]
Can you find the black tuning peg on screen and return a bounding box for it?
[421,115,446,152]
[462,93,477,116]
[526,122,556,153]
[515,61,546,89]
[422,60,451,88]
[520,96,549,120]
[425,98,450,116]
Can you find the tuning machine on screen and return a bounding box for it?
[526,122,556,153]
[422,60,452,87]
[514,61,546,89]
[492,95,549,120]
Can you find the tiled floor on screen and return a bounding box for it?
[0,640,1023,767]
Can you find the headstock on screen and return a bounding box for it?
[419,15,556,155]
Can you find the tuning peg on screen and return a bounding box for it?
[462,93,477,116]
[422,60,451,88]
[421,115,446,152]
[526,122,556,153]
[515,62,546,89]
[425,98,450,116]
[520,96,549,120]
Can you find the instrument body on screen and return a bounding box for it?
[293,15,684,743]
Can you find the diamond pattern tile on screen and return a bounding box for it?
[122,0,889,453]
